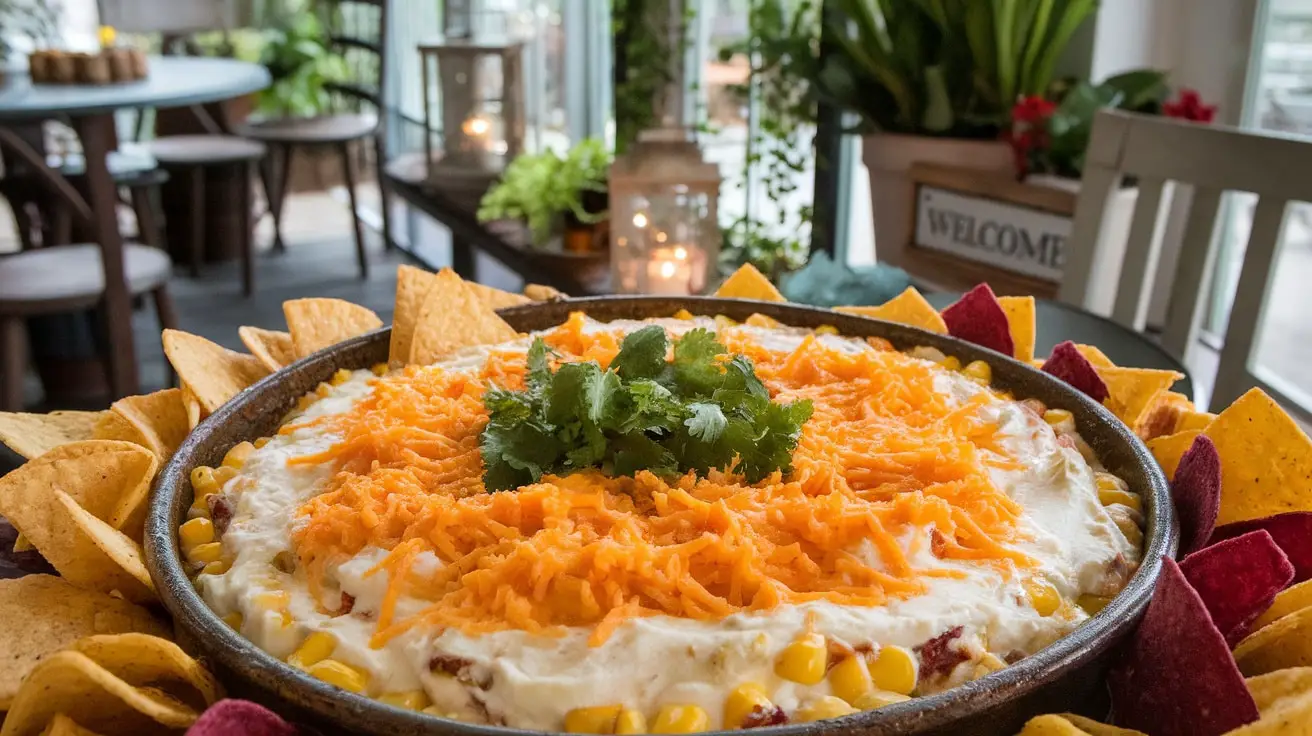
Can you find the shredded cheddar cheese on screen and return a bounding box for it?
[289,317,1033,648]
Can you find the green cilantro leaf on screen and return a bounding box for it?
[611,325,669,380]
[684,402,727,443]
[525,338,555,396]
[670,328,727,397]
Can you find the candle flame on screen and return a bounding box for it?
[632,213,648,228]
[673,246,688,260]
[659,261,677,279]
[462,116,492,137]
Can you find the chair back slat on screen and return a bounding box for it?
[1160,185,1222,358]
[1211,196,1290,408]
[1111,176,1169,329]
[322,0,389,113]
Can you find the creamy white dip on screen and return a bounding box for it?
[200,318,1139,730]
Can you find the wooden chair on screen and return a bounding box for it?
[236,0,395,279]
[1059,109,1312,412]
[0,133,178,411]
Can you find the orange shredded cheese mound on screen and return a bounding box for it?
[290,317,1034,648]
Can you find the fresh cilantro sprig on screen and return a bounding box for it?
[480,326,814,491]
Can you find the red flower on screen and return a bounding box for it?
[1009,96,1057,176]
[1164,89,1217,123]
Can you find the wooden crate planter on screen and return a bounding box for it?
[904,163,1143,311]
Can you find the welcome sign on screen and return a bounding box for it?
[914,186,1069,282]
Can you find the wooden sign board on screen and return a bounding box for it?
[904,163,1078,299]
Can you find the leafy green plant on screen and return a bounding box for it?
[818,0,1098,138]
[613,0,697,155]
[477,138,612,247]
[481,327,813,491]
[256,11,347,118]
[0,0,61,63]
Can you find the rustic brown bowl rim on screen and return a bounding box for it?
[145,296,1176,735]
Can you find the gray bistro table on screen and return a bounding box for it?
[0,56,270,398]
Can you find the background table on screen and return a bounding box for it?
[0,57,270,398]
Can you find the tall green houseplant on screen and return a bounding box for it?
[819,0,1098,268]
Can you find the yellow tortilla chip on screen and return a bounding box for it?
[467,280,532,310]
[1056,715,1146,735]
[40,714,103,736]
[998,295,1037,363]
[1247,667,1312,713]
[0,575,167,710]
[69,634,222,711]
[94,389,189,463]
[524,283,566,301]
[53,491,154,603]
[283,298,383,360]
[1255,579,1312,632]
[1016,714,1093,735]
[1146,429,1202,479]
[1235,606,1312,676]
[1133,390,1196,441]
[410,270,520,365]
[0,441,157,598]
[0,411,102,461]
[1175,410,1217,433]
[713,263,785,302]
[1,650,197,736]
[180,384,202,431]
[835,287,948,335]
[1075,344,1115,368]
[162,330,270,414]
[1227,688,1312,734]
[390,265,438,364]
[237,326,296,373]
[1206,388,1312,526]
[13,535,32,552]
[1097,366,1183,427]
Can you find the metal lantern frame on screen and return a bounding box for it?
[608,127,721,295]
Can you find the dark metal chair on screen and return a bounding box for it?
[236,0,395,279]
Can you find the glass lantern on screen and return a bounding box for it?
[609,128,721,296]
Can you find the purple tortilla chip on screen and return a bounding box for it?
[1173,434,1221,556]
[1109,557,1259,736]
[941,284,1015,356]
[1041,341,1110,403]
[188,700,299,736]
[1212,512,1312,585]
[1180,530,1293,645]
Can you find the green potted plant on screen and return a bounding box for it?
[819,0,1097,264]
[478,138,612,251]
[256,11,347,119]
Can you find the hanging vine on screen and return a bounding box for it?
[718,0,821,282]
[612,0,695,155]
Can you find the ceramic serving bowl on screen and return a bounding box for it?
[145,296,1176,736]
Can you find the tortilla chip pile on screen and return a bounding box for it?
[1,263,1310,735]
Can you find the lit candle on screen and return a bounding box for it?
[461,115,494,151]
[645,246,694,296]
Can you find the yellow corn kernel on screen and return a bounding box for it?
[315,382,334,398]
[745,313,781,328]
[254,590,291,610]
[723,683,772,729]
[1095,472,1128,493]
[828,654,874,704]
[331,368,353,385]
[213,465,239,487]
[1024,579,1062,617]
[972,652,1008,680]
[222,441,254,470]
[713,315,738,329]
[1107,506,1144,547]
[371,363,390,376]
[202,559,231,575]
[650,704,709,734]
[963,360,991,384]
[773,633,827,685]
[254,436,271,449]
[853,690,911,711]
[378,690,431,711]
[178,517,215,553]
[615,709,647,735]
[1043,409,1073,426]
[187,542,223,565]
[564,705,622,734]
[1077,594,1115,615]
[940,356,962,371]
[672,309,695,321]
[296,394,316,411]
[1098,488,1142,514]
[288,631,337,669]
[815,324,839,335]
[191,466,219,498]
[867,645,916,696]
[306,659,369,694]
[221,612,243,629]
[796,696,858,723]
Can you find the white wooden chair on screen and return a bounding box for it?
[1059,109,1312,413]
